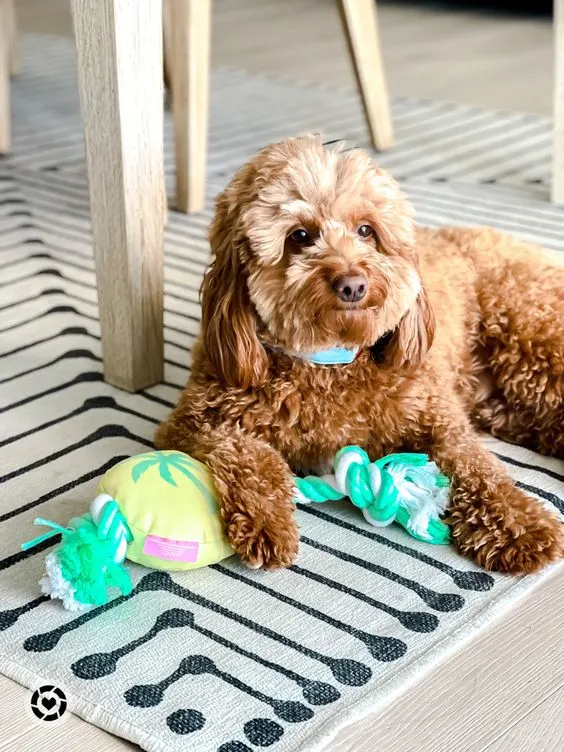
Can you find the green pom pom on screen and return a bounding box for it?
[55,515,132,607]
[29,514,133,610]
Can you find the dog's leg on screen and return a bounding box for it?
[155,420,299,570]
[426,402,563,575]
[474,394,564,459]
[474,243,564,457]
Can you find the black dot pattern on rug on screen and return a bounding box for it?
[218,742,254,752]
[166,708,205,735]
[244,718,284,747]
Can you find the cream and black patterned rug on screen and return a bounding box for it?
[1,34,563,752]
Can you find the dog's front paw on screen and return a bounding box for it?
[450,483,563,575]
[226,509,299,570]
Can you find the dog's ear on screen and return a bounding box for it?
[200,192,268,389]
[380,287,436,370]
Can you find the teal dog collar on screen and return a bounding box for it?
[266,344,360,366]
[299,346,359,365]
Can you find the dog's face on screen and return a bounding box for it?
[201,137,434,387]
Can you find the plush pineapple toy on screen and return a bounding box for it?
[22,451,233,611]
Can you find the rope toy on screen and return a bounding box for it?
[294,446,451,544]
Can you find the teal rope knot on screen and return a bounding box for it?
[294,446,451,545]
[92,498,134,563]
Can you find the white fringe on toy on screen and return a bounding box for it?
[384,461,449,539]
[40,552,85,612]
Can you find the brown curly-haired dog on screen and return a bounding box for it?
[156,136,564,575]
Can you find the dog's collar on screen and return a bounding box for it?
[264,343,360,366]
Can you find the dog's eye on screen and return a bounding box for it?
[357,224,373,238]
[289,228,312,246]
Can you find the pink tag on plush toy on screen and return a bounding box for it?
[143,534,200,563]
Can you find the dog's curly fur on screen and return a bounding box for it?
[156,136,564,574]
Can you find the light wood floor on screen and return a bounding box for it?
[3,1,563,751]
[14,0,554,114]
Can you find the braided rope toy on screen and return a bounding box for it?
[294,446,451,544]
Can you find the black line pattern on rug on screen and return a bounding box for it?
[139,390,175,409]
[289,564,439,633]
[214,565,407,662]
[0,336,186,388]
[0,287,65,313]
[493,451,564,484]
[0,370,104,413]
[0,299,188,351]
[24,572,372,686]
[0,424,152,483]
[0,456,128,526]
[4,249,205,309]
[301,536,464,612]
[124,652,314,724]
[72,608,194,680]
[0,595,49,631]
[0,347,101,385]
[73,607,340,706]
[0,302,98,329]
[2,261,203,328]
[299,505,495,592]
[0,246,204,308]
[516,481,564,514]
[0,395,159,448]
[0,535,60,573]
[0,325,92,358]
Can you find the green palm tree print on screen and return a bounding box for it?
[130,451,218,512]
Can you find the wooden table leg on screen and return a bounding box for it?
[170,0,211,213]
[6,0,18,76]
[337,0,394,151]
[163,0,173,98]
[0,0,11,153]
[71,0,165,391]
[553,0,564,203]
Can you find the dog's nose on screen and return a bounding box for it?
[332,274,367,303]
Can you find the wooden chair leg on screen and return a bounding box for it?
[553,0,564,203]
[6,0,19,77]
[163,0,173,98]
[337,0,394,151]
[71,0,165,391]
[0,0,11,153]
[170,0,211,213]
